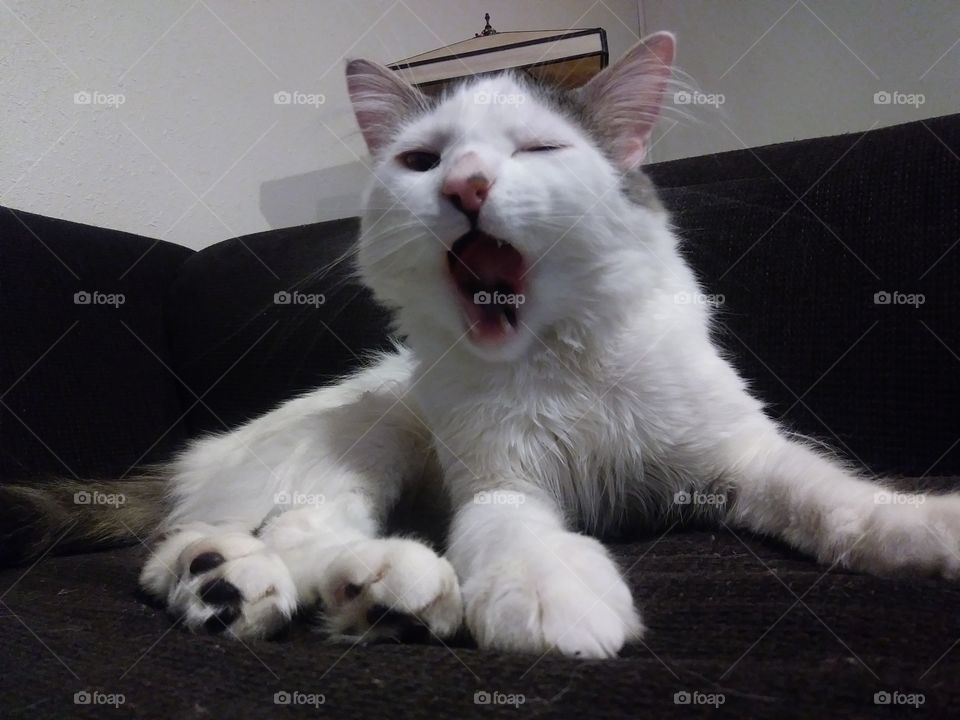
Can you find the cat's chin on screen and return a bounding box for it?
[460,326,533,363]
[447,230,528,352]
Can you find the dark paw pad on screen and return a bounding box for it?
[204,606,241,634]
[366,604,429,643]
[189,552,225,576]
[200,578,243,605]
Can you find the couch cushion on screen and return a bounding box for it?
[0,207,194,481]
[2,514,958,718]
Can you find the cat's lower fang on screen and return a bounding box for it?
[465,307,517,344]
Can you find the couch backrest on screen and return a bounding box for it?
[163,218,392,437]
[0,207,194,481]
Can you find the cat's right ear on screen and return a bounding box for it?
[577,32,675,170]
[345,59,425,157]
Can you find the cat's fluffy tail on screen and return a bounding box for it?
[0,472,170,566]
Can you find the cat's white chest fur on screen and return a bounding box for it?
[408,327,662,532]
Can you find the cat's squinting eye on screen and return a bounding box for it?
[519,145,566,153]
[399,151,441,172]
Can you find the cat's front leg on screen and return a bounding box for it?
[721,422,960,577]
[446,487,641,658]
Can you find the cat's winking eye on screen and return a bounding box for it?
[399,150,441,172]
[517,145,567,154]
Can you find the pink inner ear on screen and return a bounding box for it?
[621,137,649,170]
[345,59,423,157]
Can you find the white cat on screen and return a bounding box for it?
[133,32,960,658]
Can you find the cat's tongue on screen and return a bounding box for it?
[448,231,526,343]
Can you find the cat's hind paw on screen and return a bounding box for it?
[317,538,463,643]
[140,526,298,639]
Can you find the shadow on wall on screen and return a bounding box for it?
[260,161,371,228]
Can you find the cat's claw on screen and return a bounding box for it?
[140,525,298,639]
[462,531,642,658]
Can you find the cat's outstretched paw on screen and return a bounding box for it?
[318,538,463,642]
[463,530,642,658]
[139,525,298,639]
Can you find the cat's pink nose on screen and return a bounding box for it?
[442,152,493,214]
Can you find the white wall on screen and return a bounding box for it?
[0,0,641,249]
[6,2,956,249]
[641,0,960,163]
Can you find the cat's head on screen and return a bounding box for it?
[346,32,675,362]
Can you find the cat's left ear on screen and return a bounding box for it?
[577,32,675,170]
[345,59,426,157]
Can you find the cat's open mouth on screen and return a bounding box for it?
[448,230,527,344]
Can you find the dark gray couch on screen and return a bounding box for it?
[2,114,959,719]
